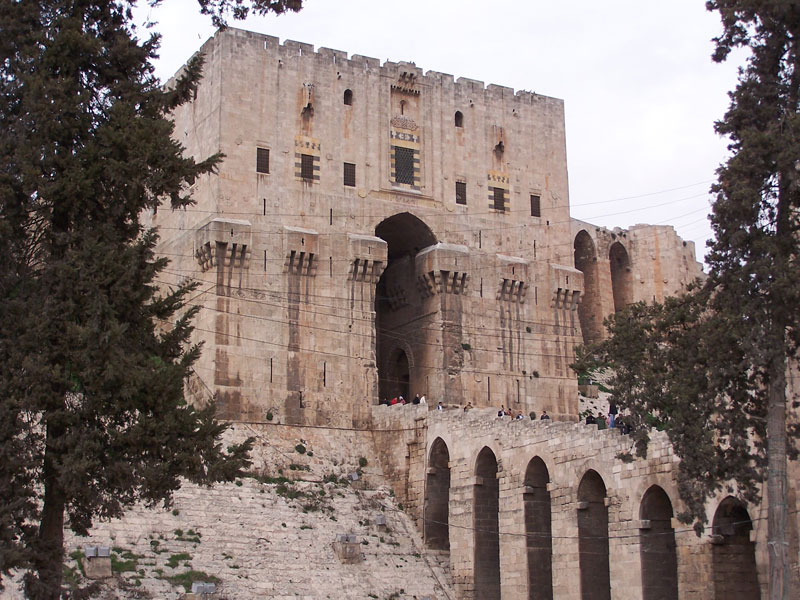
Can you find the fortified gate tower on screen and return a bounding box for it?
[149,28,702,427]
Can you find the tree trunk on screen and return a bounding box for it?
[27,421,66,600]
[767,349,789,600]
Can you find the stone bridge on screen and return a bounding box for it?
[370,405,776,600]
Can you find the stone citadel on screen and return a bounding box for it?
[46,27,800,599]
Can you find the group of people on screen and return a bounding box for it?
[381,393,426,406]
[495,406,551,421]
[585,403,632,433]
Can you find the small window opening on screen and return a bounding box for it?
[493,187,506,211]
[455,111,463,127]
[344,89,353,105]
[394,146,415,185]
[400,100,406,115]
[256,148,270,174]
[301,154,314,182]
[343,162,356,187]
[455,181,467,205]
[530,194,541,217]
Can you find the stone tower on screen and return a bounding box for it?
[148,27,703,428]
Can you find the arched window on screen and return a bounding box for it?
[455,110,463,127]
[343,89,353,106]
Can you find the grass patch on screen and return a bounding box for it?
[110,553,138,573]
[163,570,220,593]
[68,550,86,577]
[63,564,81,588]
[166,552,192,569]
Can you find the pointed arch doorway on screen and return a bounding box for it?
[374,213,437,402]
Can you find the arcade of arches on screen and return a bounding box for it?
[393,409,778,600]
[422,436,759,600]
[573,230,634,344]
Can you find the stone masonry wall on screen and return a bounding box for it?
[365,406,800,600]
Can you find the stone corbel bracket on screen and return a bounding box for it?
[550,264,584,310]
[283,226,318,276]
[347,234,387,283]
[195,218,252,272]
[496,254,529,303]
[415,243,470,297]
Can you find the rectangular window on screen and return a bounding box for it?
[394,146,415,185]
[530,194,541,217]
[256,148,270,174]
[455,181,467,205]
[301,154,314,182]
[493,187,506,211]
[343,162,356,187]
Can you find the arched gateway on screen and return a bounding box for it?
[374,213,437,402]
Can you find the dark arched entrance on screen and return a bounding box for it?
[474,447,500,600]
[712,497,759,599]
[375,213,437,402]
[524,457,552,600]
[424,438,450,550]
[578,470,610,600]
[385,348,409,401]
[609,242,633,312]
[574,230,603,343]
[640,486,678,600]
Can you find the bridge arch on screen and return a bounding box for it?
[524,456,553,600]
[473,446,501,600]
[712,497,759,599]
[639,485,678,600]
[424,437,450,550]
[578,469,610,600]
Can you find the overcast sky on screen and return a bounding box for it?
[135,0,746,266]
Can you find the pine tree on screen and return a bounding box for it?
[0,1,301,598]
[576,3,800,598]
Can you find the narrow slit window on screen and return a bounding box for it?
[301,154,314,182]
[456,181,467,205]
[394,146,415,185]
[343,162,356,187]
[256,148,270,174]
[530,194,541,217]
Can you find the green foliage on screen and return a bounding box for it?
[166,553,193,569]
[576,6,800,547]
[110,553,138,573]
[295,444,307,454]
[358,457,368,468]
[163,570,219,593]
[0,0,305,595]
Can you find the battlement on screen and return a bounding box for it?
[205,27,560,106]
